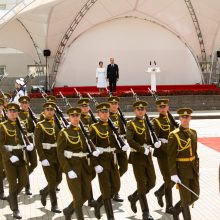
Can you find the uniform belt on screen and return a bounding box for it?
[130,144,151,152]
[42,143,57,150]
[97,147,116,153]
[4,144,25,151]
[176,156,195,162]
[64,150,89,159]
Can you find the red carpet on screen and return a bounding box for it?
[198,137,220,153]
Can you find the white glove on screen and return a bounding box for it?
[68,170,77,179]
[10,155,19,163]
[92,149,100,157]
[160,138,168,144]
[97,147,104,154]
[171,175,181,183]
[95,165,103,174]
[41,159,50,167]
[154,141,162,148]
[144,148,150,155]
[122,143,129,151]
[26,143,34,151]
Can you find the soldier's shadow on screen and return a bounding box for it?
[18,192,42,205]
[154,209,173,220]
[26,207,55,220]
[0,199,9,209]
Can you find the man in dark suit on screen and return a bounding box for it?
[107,58,119,93]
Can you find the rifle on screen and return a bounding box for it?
[106,88,127,126]
[148,88,179,128]
[74,88,97,123]
[87,93,126,150]
[130,88,159,144]
[38,87,64,130]
[59,91,97,153]
[0,72,8,82]
[28,107,38,126]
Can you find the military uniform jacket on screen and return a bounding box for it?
[167,125,198,179]
[19,110,35,138]
[90,120,119,169]
[109,112,126,135]
[126,117,153,165]
[57,125,96,175]
[0,120,26,164]
[152,114,175,157]
[80,114,94,133]
[34,118,60,163]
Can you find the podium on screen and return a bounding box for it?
[146,66,160,91]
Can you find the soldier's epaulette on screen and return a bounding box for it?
[170,128,180,134]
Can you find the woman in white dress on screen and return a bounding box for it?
[96,61,107,94]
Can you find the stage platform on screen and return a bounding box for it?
[0,118,219,220]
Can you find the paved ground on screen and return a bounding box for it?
[0,118,219,220]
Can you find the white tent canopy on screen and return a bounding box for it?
[0,0,220,85]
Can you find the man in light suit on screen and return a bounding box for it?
[107,58,119,93]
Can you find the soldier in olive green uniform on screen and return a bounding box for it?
[152,99,175,213]
[0,98,7,200]
[78,98,97,207]
[18,96,38,195]
[90,103,122,220]
[57,107,101,220]
[108,96,128,202]
[34,102,62,213]
[167,108,199,220]
[127,101,157,220]
[0,103,28,219]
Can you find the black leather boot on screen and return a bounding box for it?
[9,192,22,219]
[63,201,74,220]
[49,189,61,213]
[88,188,96,207]
[182,206,191,220]
[172,201,182,220]
[39,186,48,206]
[165,188,173,214]
[103,199,115,220]
[154,183,164,207]
[113,193,123,202]
[139,194,154,220]
[128,190,139,213]
[75,206,84,220]
[94,195,103,219]
[25,178,32,195]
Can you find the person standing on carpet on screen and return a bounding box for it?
[96,61,107,94]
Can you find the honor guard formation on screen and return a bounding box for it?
[0,85,202,220]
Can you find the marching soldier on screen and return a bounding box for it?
[78,98,97,207]
[127,101,156,220]
[0,98,7,200]
[0,103,28,219]
[108,96,128,202]
[34,102,62,213]
[152,99,175,213]
[18,96,38,195]
[167,108,199,220]
[90,102,123,220]
[57,107,101,220]
[39,95,57,121]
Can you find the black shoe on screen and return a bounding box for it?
[154,191,164,207]
[128,195,137,213]
[143,211,154,220]
[25,188,32,196]
[88,199,97,207]
[113,193,123,202]
[63,205,74,220]
[13,210,22,219]
[165,206,174,214]
[51,205,61,213]
[39,190,47,206]
[0,192,7,200]
[56,187,60,192]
